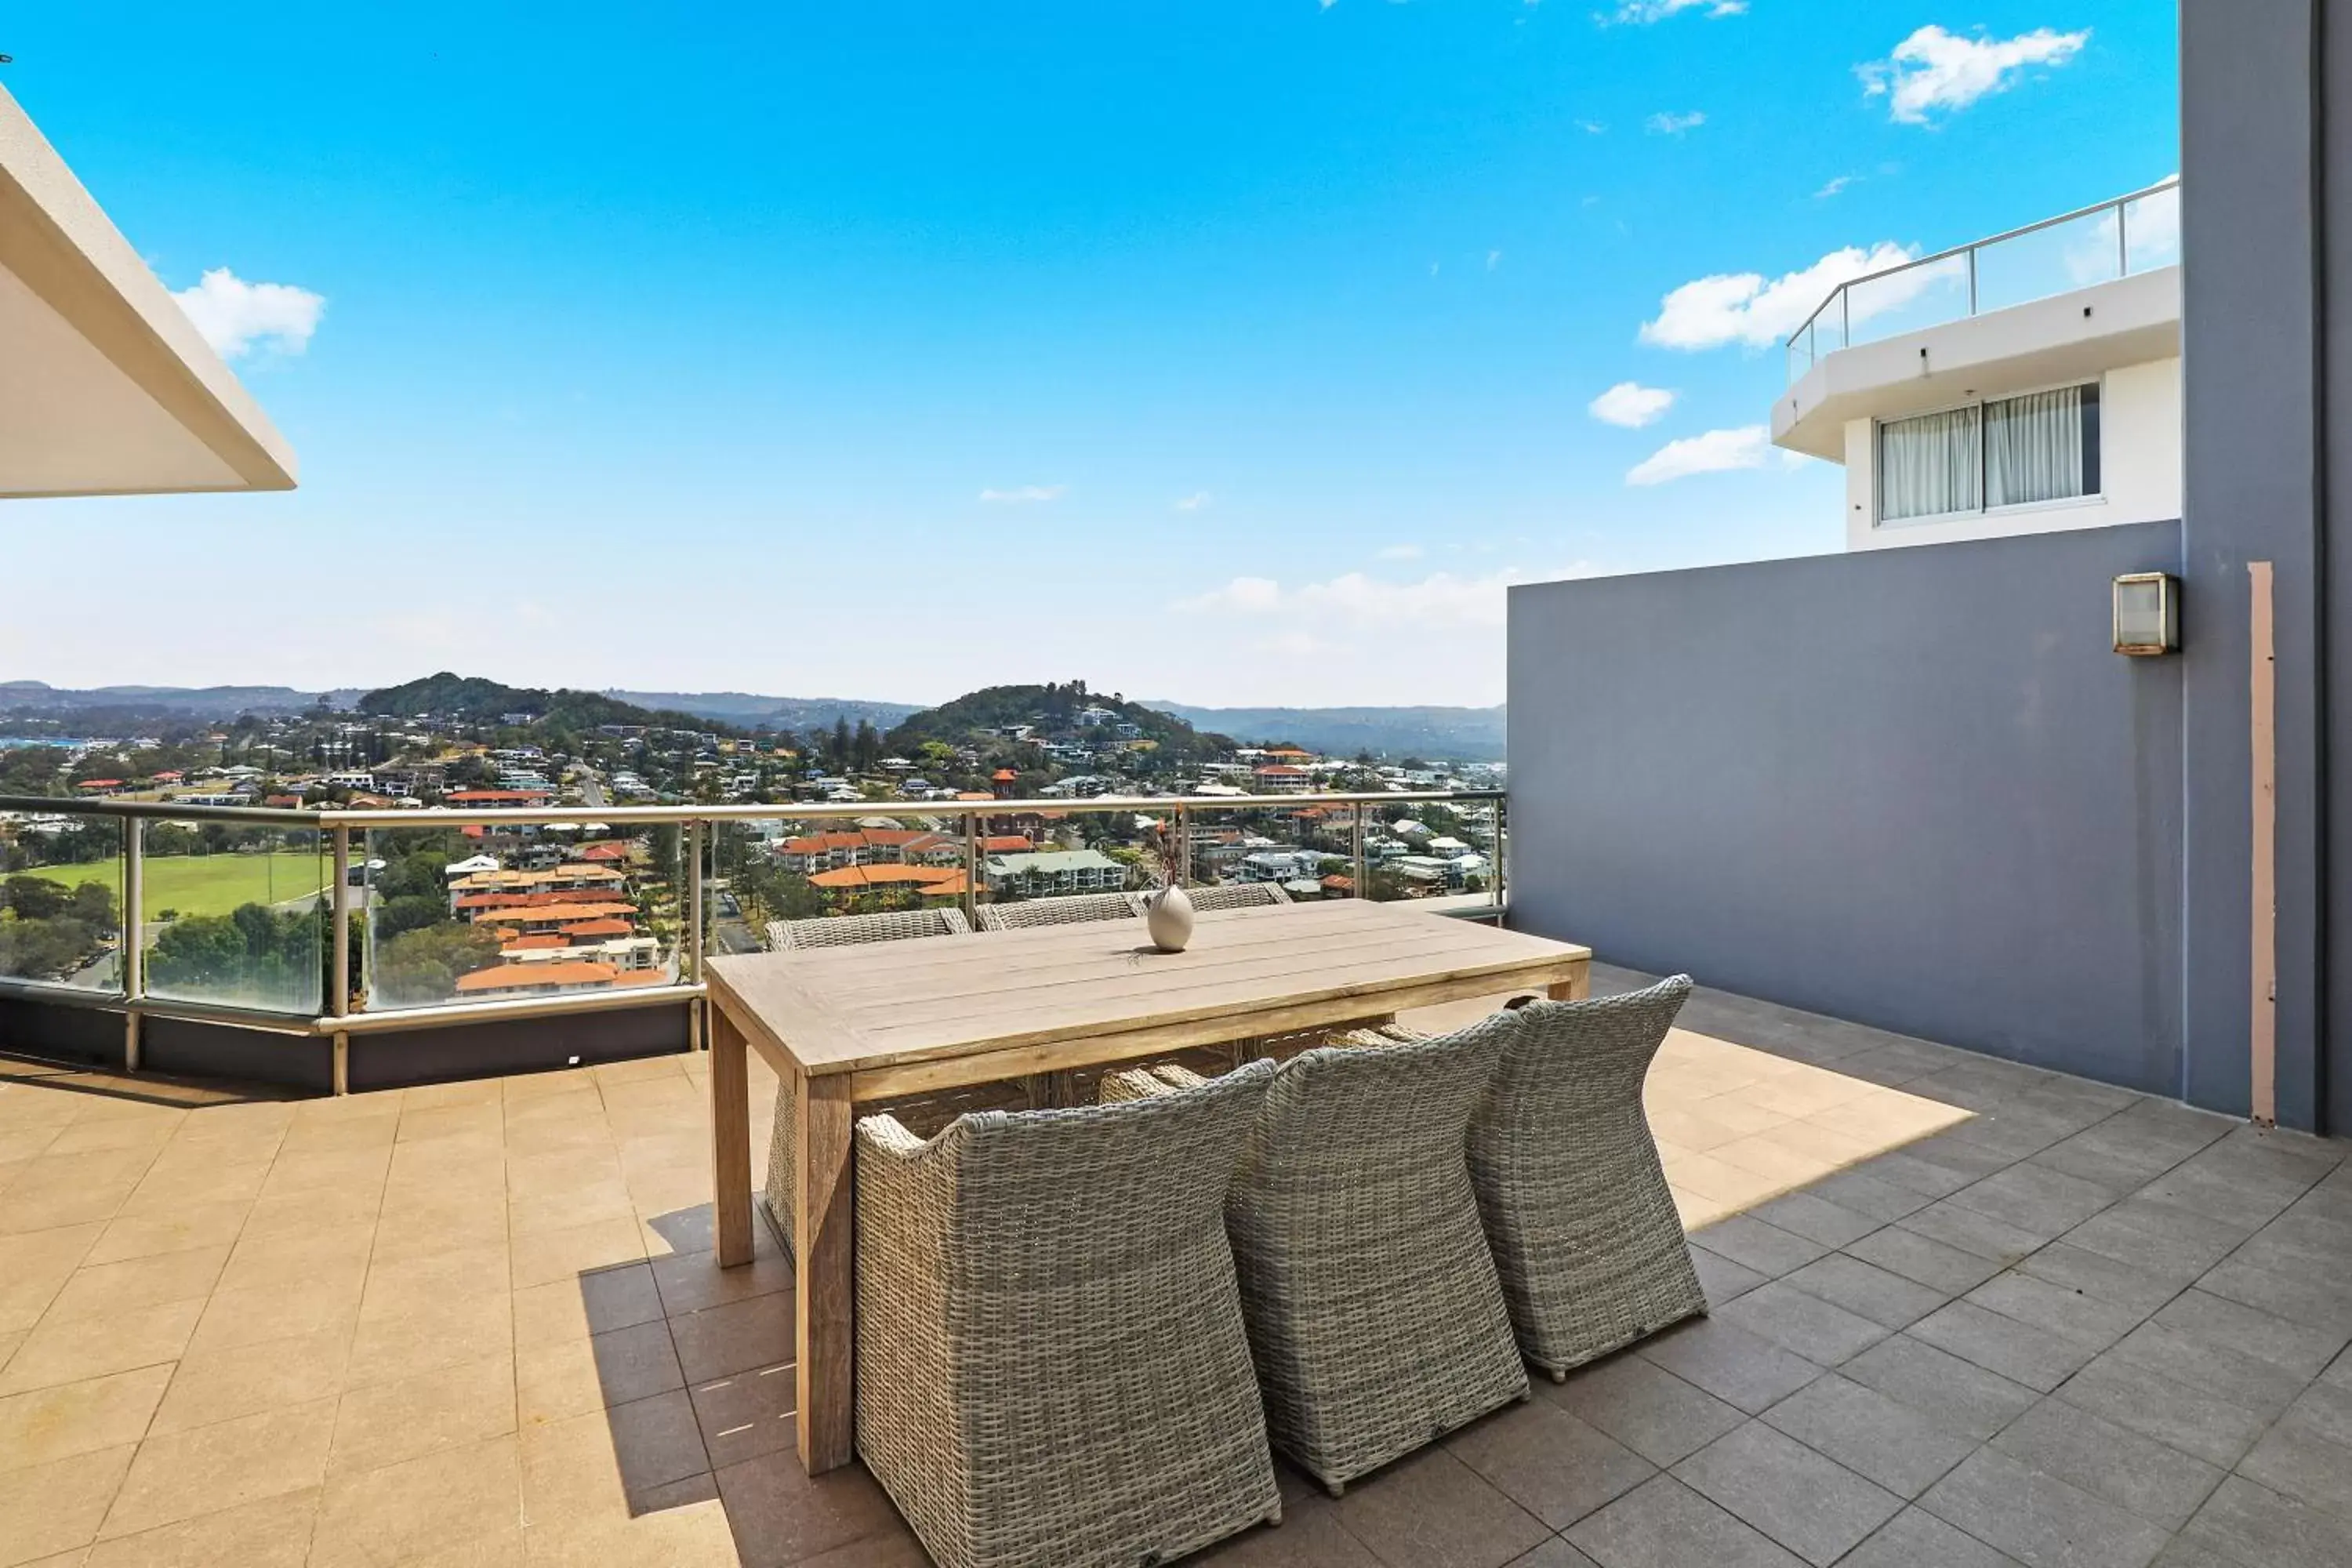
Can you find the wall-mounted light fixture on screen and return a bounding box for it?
[2114,572,2179,655]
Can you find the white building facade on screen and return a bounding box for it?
[1773,183,2180,554]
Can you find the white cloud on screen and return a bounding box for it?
[1376,543,1425,561]
[1610,0,1745,24]
[169,268,325,358]
[1639,240,1927,350]
[1859,25,2089,125]
[1646,111,1707,136]
[2067,180,2179,284]
[1177,568,1561,632]
[1815,174,1857,200]
[1588,381,1677,428]
[978,484,1067,504]
[1173,492,1213,512]
[1577,119,1608,135]
[1626,424,1776,485]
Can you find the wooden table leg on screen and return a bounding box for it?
[794,1072,856,1474]
[1548,959,1591,1002]
[709,1004,755,1269]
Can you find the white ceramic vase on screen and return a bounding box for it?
[1145,883,1195,953]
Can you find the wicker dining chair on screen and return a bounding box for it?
[766,906,972,951]
[1221,1020,1529,1494]
[856,1061,1283,1568]
[1467,975,1706,1380]
[1184,882,1294,912]
[761,906,977,1252]
[975,891,1145,931]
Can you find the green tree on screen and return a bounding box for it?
[372,922,503,1007]
[3,877,69,922]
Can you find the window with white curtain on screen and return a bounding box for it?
[1876,382,2100,524]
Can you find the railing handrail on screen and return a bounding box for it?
[1784,176,2182,373]
[0,787,1501,829]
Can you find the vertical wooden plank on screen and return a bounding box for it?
[795,1071,857,1474]
[1548,958,1591,1002]
[2250,561,2278,1127]
[708,1004,755,1269]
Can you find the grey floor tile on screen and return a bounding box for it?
[1940,1107,2080,1163]
[1194,1504,1385,1567]
[1965,1270,2150,1351]
[1744,1192,1881,1250]
[2030,1126,2194,1193]
[1690,1250,1767,1309]
[2237,1407,2352,1523]
[1900,1200,2053,1265]
[2194,1255,2352,1339]
[1758,1374,1976,1499]
[2151,1289,2350,1379]
[1950,1165,2122,1237]
[1503,1543,1600,1568]
[2015,1242,2191,1316]
[1711,1280,1888,1366]
[2281,1376,2352,1448]
[2053,1354,2273,1470]
[1909,1300,2098,1392]
[1988,1397,2224,1532]
[1330,1447,1551,1568]
[1867,1148,1998,1198]
[1841,1334,2041,1442]
[2147,1538,2251,1568]
[1446,1398,1657,1530]
[1783,1254,1949,1330]
[1563,1475,1805,1568]
[2174,1475,2352,1568]
[1635,1318,1822,1415]
[2063,1200,2252,1280]
[1688,1217,1830,1279]
[1838,1507,2025,1568]
[1920,1449,2172,1568]
[2139,1159,2314,1233]
[1845,1227,2005,1295]
[2107,1322,2310,1421]
[1802,1168,1935,1223]
[1671,1420,1900,1567]
[1543,1352,1744,1467]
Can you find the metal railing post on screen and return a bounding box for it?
[686,819,706,1052]
[1175,805,1190,887]
[1352,802,1367,902]
[1491,798,1506,916]
[1839,288,1849,350]
[2116,196,2130,278]
[1966,249,1979,314]
[122,817,143,1073]
[963,810,981,922]
[329,824,351,1093]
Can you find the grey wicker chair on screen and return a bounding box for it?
[975,892,1144,931]
[1468,975,1705,1380]
[856,1061,1283,1568]
[766,906,971,951]
[1185,882,1294,912]
[762,905,975,1252]
[1224,1020,1529,1494]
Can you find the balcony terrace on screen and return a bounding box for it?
[4,957,2346,1568]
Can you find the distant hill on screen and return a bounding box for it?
[604,691,921,734]
[356,673,739,736]
[1141,702,1506,761]
[0,681,360,717]
[887,682,1225,756]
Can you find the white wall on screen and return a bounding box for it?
[1843,357,2182,551]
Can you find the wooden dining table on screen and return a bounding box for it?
[702,897,1592,1475]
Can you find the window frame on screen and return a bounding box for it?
[1873,376,2105,530]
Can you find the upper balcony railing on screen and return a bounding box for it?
[1783,178,2181,387]
[0,789,1505,1087]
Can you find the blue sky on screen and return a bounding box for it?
[4,2,2176,706]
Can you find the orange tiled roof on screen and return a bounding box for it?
[467,902,637,926]
[556,917,637,938]
[502,935,569,951]
[806,864,964,891]
[454,960,619,993]
[446,789,554,803]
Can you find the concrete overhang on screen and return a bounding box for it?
[1771,267,2182,460]
[0,85,296,499]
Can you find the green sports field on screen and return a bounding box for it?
[13,851,332,920]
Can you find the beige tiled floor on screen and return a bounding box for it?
[5,977,2345,1567]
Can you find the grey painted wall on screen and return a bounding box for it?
[2180,0,2327,1127]
[1508,521,2187,1094]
